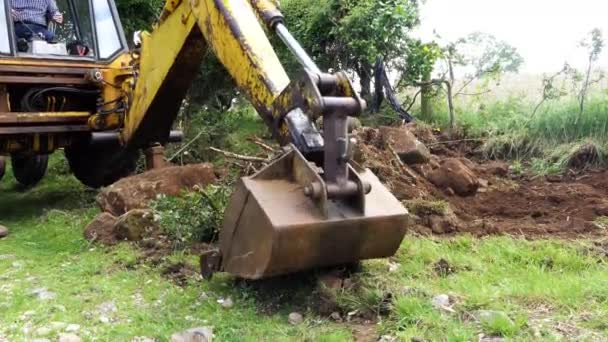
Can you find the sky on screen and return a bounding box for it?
[417,0,608,74]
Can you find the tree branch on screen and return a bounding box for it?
[209,147,269,162]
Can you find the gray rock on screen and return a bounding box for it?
[431,294,451,309]
[288,312,304,325]
[476,310,514,327]
[379,126,431,165]
[30,288,56,300]
[31,339,51,342]
[114,210,157,241]
[58,334,82,342]
[132,337,156,342]
[65,324,80,333]
[478,335,504,342]
[97,301,118,315]
[35,326,53,336]
[49,322,67,330]
[170,327,214,342]
[19,310,36,320]
[218,298,233,309]
[0,225,8,239]
[329,312,342,322]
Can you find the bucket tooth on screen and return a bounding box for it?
[219,146,408,279]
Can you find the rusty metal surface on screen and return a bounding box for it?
[0,65,92,75]
[0,125,89,135]
[144,144,168,170]
[220,147,408,279]
[0,75,89,85]
[0,112,90,125]
[0,86,8,112]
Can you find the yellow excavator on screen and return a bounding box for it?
[0,0,408,279]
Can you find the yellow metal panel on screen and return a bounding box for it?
[194,0,290,115]
[121,2,198,142]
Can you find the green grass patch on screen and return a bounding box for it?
[404,199,450,216]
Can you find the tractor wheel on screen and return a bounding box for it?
[11,154,49,187]
[65,142,139,189]
[0,157,5,181]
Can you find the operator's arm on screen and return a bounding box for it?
[47,0,63,24]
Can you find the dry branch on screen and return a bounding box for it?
[209,147,269,163]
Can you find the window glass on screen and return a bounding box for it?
[93,0,121,59]
[0,2,10,53]
[54,0,95,56]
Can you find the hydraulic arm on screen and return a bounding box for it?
[123,0,408,279]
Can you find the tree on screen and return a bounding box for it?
[411,32,522,132]
[531,63,572,118]
[577,28,604,121]
[280,0,422,101]
[114,0,163,40]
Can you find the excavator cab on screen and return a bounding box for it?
[0,0,126,60]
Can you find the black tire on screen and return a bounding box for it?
[65,142,139,189]
[0,157,5,182]
[11,154,49,187]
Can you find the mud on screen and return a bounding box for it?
[355,125,608,239]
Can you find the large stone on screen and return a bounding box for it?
[84,213,119,244]
[428,158,480,196]
[0,225,8,239]
[58,334,81,342]
[114,209,157,241]
[170,327,213,342]
[379,126,431,165]
[97,164,217,216]
[288,312,304,325]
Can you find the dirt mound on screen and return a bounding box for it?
[355,126,608,239]
[84,212,119,245]
[428,158,480,196]
[97,163,217,216]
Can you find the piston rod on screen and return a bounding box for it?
[275,23,321,74]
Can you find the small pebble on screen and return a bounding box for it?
[0,225,8,238]
[65,324,81,333]
[218,298,233,309]
[58,333,81,342]
[288,312,304,325]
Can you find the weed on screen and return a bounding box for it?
[151,185,231,248]
[594,216,608,230]
[404,199,450,216]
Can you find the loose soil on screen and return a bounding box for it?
[355,125,608,239]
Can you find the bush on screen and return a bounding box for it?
[151,185,231,248]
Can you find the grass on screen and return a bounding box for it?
[340,236,608,340]
[405,92,608,174]
[1,155,608,340]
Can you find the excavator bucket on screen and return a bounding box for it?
[218,146,408,279]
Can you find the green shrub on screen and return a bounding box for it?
[151,185,231,248]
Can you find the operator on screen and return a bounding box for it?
[10,0,63,43]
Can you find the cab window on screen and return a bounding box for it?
[0,1,10,54]
[92,0,122,60]
[55,0,95,56]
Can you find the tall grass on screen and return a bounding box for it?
[423,92,608,171]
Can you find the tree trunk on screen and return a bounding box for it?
[372,57,384,113]
[420,72,433,122]
[358,62,372,106]
[578,55,593,123]
[445,80,455,134]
